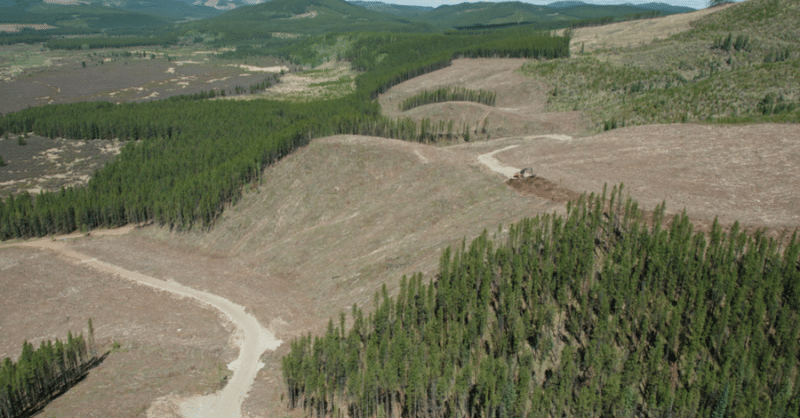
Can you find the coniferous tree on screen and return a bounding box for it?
[281,187,800,418]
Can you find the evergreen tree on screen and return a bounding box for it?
[281,187,800,418]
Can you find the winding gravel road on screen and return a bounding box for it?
[13,231,281,418]
[0,134,570,417]
[478,145,520,177]
[477,135,572,177]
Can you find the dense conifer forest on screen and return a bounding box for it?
[0,322,97,418]
[0,30,569,239]
[399,87,497,111]
[282,187,800,418]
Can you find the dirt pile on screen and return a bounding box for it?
[507,177,582,203]
[493,124,800,229]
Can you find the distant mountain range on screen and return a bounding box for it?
[1,0,222,21]
[1,0,696,30]
[5,0,697,16]
[347,0,433,16]
[194,0,696,13]
[186,0,696,12]
[175,0,699,40]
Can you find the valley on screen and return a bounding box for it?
[0,45,292,115]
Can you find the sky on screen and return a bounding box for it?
[384,0,733,11]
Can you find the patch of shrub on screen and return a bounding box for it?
[757,93,797,115]
[399,86,497,111]
[713,33,750,52]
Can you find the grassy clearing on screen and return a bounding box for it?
[0,43,60,80]
[283,33,361,67]
[0,43,235,82]
[227,62,357,102]
[521,0,800,130]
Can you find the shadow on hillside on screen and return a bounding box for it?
[16,351,110,418]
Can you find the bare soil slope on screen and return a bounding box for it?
[1,135,558,417]
[0,245,233,418]
[493,124,800,229]
[3,120,799,416]
[567,3,739,53]
[378,59,589,137]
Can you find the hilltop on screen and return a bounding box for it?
[523,0,800,129]
[1,0,220,23]
[190,0,436,36]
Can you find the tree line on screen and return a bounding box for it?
[282,185,800,418]
[570,16,615,28]
[45,33,179,50]
[342,30,570,101]
[569,11,660,29]
[0,98,464,238]
[712,33,751,52]
[1,321,98,418]
[399,87,497,111]
[0,30,569,239]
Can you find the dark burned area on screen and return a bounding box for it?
[0,136,119,197]
[506,176,582,203]
[0,55,289,115]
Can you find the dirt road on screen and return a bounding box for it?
[476,134,574,177]
[478,145,520,177]
[12,230,281,418]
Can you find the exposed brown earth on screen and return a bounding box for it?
[492,124,800,230]
[507,176,582,204]
[0,24,56,33]
[2,14,799,414]
[567,3,739,53]
[378,58,590,138]
[0,244,233,418]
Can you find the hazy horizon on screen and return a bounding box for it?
[359,0,746,12]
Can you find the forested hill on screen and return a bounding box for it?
[0,0,223,22]
[0,2,172,33]
[412,1,677,28]
[347,1,434,17]
[282,187,800,418]
[1,0,696,41]
[0,31,569,239]
[184,0,437,38]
